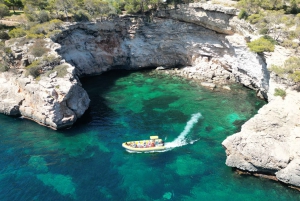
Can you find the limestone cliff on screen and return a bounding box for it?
[55,14,268,98]
[0,38,90,129]
[222,45,300,188]
[2,2,300,189]
[0,3,269,132]
[0,4,268,129]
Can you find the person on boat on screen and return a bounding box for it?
[151,140,155,147]
[147,141,151,147]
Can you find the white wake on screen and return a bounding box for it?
[126,112,202,153]
[164,112,202,149]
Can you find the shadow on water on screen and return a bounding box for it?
[66,70,136,133]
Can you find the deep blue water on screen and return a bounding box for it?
[0,70,299,200]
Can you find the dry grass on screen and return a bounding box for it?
[2,13,27,26]
[211,0,237,7]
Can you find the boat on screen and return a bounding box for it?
[122,136,165,152]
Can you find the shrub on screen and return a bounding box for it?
[46,29,62,39]
[25,60,43,78]
[42,55,61,65]
[26,33,44,39]
[48,19,63,30]
[54,64,69,77]
[270,64,286,76]
[289,71,300,82]
[37,10,50,23]
[274,88,286,99]
[29,39,50,57]
[26,24,46,39]
[238,9,248,19]
[4,47,11,54]
[73,10,91,22]
[8,27,26,38]
[263,35,277,44]
[0,62,9,72]
[247,37,275,53]
[45,64,69,78]
[247,13,264,24]
[282,39,299,49]
[270,57,300,82]
[27,66,41,78]
[259,28,268,35]
[0,31,9,40]
[0,4,9,19]
[26,20,63,39]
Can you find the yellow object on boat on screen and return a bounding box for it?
[122,136,165,152]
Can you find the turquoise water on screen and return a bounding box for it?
[0,70,299,200]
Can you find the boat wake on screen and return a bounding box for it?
[164,112,202,150]
[126,112,202,153]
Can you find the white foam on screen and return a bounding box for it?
[165,112,202,149]
[126,113,202,153]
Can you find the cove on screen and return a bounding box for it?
[0,70,299,200]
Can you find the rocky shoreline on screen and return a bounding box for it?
[1,2,300,189]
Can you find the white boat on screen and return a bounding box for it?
[122,136,165,152]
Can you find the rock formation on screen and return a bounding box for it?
[222,87,300,187]
[0,3,268,131]
[55,12,268,97]
[0,38,90,129]
[222,44,300,188]
[1,1,300,189]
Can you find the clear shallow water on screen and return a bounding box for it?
[0,70,299,200]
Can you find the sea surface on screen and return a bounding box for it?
[0,70,299,201]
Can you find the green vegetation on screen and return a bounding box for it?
[8,27,26,38]
[274,88,287,99]
[73,9,91,22]
[0,62,9,72]
[8,19,63,39]
[270,57,300,82]
[237,0,300,14]
[4,0,23,13]
[247,36,275,53]
[45,64,69,78]
[0,31,9,39]
[29,39,50,57]
[25,59,43,78]
[53,64,68,77]
[237,1,300,49]
[0,3,9,18]
[238,9,248,19]
[25,55,66,79]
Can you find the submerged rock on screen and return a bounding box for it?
[201,82,216,89]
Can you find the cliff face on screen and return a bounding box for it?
[55,10,268,97]
[222,44,300,187]
[0,38,90,129]
[3,2,300,188]
[0,3,269,131]
[222,88,300,187]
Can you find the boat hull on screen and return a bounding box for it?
[122,142,165,152]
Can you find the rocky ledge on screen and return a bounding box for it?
[0,38,90,129]
[222,44,300,188]
[222,87,300,187]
